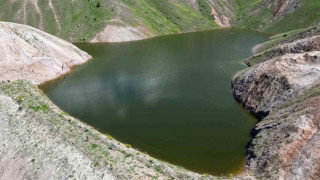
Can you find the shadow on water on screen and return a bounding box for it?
[39,29,269,175]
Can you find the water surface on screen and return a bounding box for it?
[40,29,269,175]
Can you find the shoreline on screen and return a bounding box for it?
[36,27,272,177]
[5,20,318,179]
[84,27,273,45]
[39,29,261,177]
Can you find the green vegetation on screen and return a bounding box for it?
[235,0,320,33]
[1,0,318,41]
[91,143,99,150]
[29,104,49,113]
[255,28,305,53]
[125,143,132,148]
[235,0,274,30]
[0,0,219,42]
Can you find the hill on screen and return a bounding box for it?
[1,0,320,42]
[0,0,237,42]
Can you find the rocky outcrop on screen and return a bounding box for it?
[245,35,320,66]
[210,5,231,27]
[232,27,320,179]
[273,0,300,20]
[0,22,91,85]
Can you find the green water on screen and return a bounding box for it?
[40,29,269,175]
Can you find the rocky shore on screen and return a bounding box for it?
[232,25,320,179]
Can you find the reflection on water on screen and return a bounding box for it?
[40,29,269,175]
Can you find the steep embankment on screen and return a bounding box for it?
[0,22,91,84]
[232,25,320,179]
[235,0,320,33]
[0,0,237,42]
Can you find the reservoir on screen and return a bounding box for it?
[40,29,269,175]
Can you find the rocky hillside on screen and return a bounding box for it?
[232,25,320,179]
[0,22,91,84]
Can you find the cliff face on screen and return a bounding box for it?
[232,26,320,179]
[0,22,91,84]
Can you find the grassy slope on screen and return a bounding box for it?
[0,0,220,42]
[264,0,320,33]
[235,0,320,33]
[0,0,318,41]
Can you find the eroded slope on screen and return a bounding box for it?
[232,26,320,179]
[0,22,91,84]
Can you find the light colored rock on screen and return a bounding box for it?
[0,21,92,85]
[273,0,300,20]
[210,4,231,27]
[91,20,154,43]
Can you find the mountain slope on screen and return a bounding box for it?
[0,0,238,42]
[235,0,320,33]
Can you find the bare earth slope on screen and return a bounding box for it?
[232,26,320,179]
[0,22,91,84]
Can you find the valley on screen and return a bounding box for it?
[0,0,320,179]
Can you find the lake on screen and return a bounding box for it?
[40,29,269,175]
